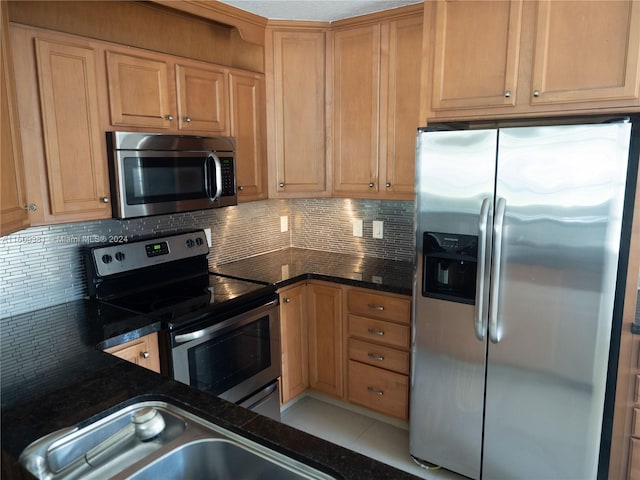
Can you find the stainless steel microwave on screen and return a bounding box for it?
[106,131,237,219]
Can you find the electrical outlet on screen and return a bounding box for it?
[280,216,288,232]
[204,228,212,247]
[353,219,363,237]
[373,221,383,239]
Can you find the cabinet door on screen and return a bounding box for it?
[530,0,640,106]
[106,50,175,129]
[271,29,327,196]
[229,70,267,201]
[105,333,161,373]
[429,0,523,111]
[332,25,380,195]
[382,15,422,198]
[279,283,309,404]
[307,282,343,398]
[1,3,30,236]
[176,63,229,133]
[35,38,111,218]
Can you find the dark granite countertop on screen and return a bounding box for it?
[1,300,419,480]
[212,248,415,296]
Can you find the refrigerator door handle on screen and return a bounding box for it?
[474,197,491,341]
[489,197,507,343]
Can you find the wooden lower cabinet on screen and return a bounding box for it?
[345,287,411,420]
[630,438,640,479]
[104,333,160,373]
[279,283,309,404]
[307,281,344,398]
[277,281,411,419]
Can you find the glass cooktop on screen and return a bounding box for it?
[104,273,276,330]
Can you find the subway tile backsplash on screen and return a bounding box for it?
[0,198,415,318]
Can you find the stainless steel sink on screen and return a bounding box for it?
[19,401,335,480]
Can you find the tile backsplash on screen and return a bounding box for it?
[0,198,415,318]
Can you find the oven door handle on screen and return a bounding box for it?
[174,299,278,344]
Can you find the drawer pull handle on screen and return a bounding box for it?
[367,328,385,336]
[367,304,384,311]
[368,353,385,361]
[141,351,150,359]
[367,387,384,396]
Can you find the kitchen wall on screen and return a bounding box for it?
[0,198,415,318]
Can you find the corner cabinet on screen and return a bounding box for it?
[1,3,30,236]
[10,26,111,224]
[331,10,422,199]
[266,27,328,197]
[423,0,640,121]
[104,333,161,373]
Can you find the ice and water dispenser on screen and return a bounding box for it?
[422,232,478,304]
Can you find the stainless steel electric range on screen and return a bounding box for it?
[85,230,281,421]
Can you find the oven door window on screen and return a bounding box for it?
[123,155,210,205]
[187,316,272,396]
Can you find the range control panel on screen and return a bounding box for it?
[91,231,209,277]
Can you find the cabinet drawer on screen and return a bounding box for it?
[636,375,640,404]
[347,360,408,420]
[634,408,640,438]
[347,290,410,324]
[348,314,410,349]
[348,338,409,374]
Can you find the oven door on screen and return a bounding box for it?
[170,299,281,404]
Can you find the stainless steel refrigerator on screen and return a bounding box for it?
[410,119,638,480]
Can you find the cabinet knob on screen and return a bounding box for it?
[367,386,384,396]
[279,182,285,188]
[504,90,511,98]
[184,116,192,123]
[165,114,174,121]
[23,203,37,212]
[385,182,391,188]
[367,303,384,311]
[140,351,150,359]
[368,182,375,188]
[100,197,109,204]
[367,353,385,361]
[533,90,540,98]
[283,297,291,303]
[367,327,385,336]
[238,185,244,191]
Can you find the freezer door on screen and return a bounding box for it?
[410,129,496,479]
[483,122,631,479]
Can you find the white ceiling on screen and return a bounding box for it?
[216,0,423,22]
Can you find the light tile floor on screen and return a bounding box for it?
[281,395,467,480]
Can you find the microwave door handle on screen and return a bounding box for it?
[204,156,213,199]
[209,153,223,201]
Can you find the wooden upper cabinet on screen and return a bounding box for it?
[268,28,327,197]
[429,0,523,112]
[35,39,110,218]
[530,0,640,106]
[106,50,175,129]
[176,63,229,134]
[383,15,423,197]
[1,4,30,236]
[423,0,640,121]
[229,70,268,201]
[332,24,381,196]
